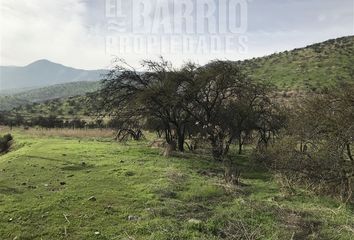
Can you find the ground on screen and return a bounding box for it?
[0,129,353,240]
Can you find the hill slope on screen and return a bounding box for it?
[0,59,106,90]
[3,36,353,112]
[238,36,354,90]
[0,81,100,110]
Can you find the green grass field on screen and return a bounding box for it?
[0,129,353,239]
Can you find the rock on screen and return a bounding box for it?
[127,215,139,221]
[124,171,135,177]
[163,143,176,157]
[44,184,49,187]
[104,205,115,214]
[88,196,96,201]
[8,218,13,222]
[188,218,202,225]
[94,231,100,235]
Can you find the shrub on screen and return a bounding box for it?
[256,135,354,202]
[0,134,13,153]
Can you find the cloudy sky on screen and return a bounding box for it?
[0,0,353,69]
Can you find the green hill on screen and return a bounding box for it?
[238,36,354,90]
[5,36,354,115]
[0,81,100,111]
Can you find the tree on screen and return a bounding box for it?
[177,60,282,184]
[182,60,275,160]
[97,58,281,184]
[266,83,354,201]
[96,58,192,152]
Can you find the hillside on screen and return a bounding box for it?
[0,81,100,111]
[4,36,354,114]
[12,95,91,119]
[238,36,354,90]
[0,59,106,90]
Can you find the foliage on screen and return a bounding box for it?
[238,36,354,90]
[258,83,354,202]
[0,133,13,153]
[0,81,100,111]
[0,131,352,239]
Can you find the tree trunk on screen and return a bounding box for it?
[164,127,173,144]
[211,139,224,162]
[177,136,185,152]
[347,143,353,163]
[238,140,243,155]
[176,127,185,152]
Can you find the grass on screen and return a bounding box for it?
[240,35,354,90]
[0,129,353,239]
[15,127,115,139]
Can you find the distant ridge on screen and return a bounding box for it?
[0,59,107,90]
[0,81,100,110]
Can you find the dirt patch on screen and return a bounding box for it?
[197,168,223,178]
[61,163,94,171]
[278,209,323,240]
[0,186,23,194]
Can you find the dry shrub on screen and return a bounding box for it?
[20,127,115,139]
[219,220,264,240]
[255,136,354,202]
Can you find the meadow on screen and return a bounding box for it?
[0,128,353,240]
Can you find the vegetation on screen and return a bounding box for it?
[2,36,353,115]
[0,130,353,239]
[258,83,354,202]
[0,36,353,239]
[0,81,100,111]
[0,133,13,153]
[238,36,354,90]
[94,59,284,184]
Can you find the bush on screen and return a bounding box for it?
[0,134,13,153]
[255,136,354,202]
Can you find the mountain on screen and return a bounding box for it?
[0,59,107,90]
[0,81,100,110]
[2,36,353,112]
[238,36,354,90]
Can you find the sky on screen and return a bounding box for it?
[0,0,353,69]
